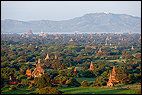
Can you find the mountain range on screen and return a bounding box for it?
[1,12,141,34]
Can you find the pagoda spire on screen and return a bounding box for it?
[45,53,49,60]
[89,61,94,70]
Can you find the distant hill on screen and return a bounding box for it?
[1,12,141,34]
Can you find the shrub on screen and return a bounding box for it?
[66,77,81,87]
[39,87,63,94]
[9,85,16,90]
[3,84,9,88]
[16,83,24,88]
[81,80,88,87]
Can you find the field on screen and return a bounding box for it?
[58,87,140,94]
[2,86,140,94]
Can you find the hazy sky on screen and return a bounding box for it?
[1,1,141,21]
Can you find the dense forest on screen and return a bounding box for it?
[1,32,141,94]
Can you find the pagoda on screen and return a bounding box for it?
[39,29,44,36]
[55,54,57,59]
[105,41,108,46]
[114,46,117,49]
[107,66,118,86]
[107,73,115,87]
[90,32,93,39]
[74,67,77,75]
[55,34,59,39]
[131,45,134,50]
[98,48,102,53]
[69,38,74,42]
[106,36,109,40]
[32,59,45,77]
[89,61,94,70]
[26,70,31,79]
[139,36,141,40]
[45,53,49,60]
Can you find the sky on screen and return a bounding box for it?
[1,1,141,21]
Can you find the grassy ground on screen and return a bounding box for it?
[1,88,37,94]
[1,84,140,94]
[75,77,96,83]
[58,87,140,94]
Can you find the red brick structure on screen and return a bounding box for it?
[26,70,31,79]
[106,36,109,40]
[32,59,45,77]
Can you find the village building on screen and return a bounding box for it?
[32,59,45,77]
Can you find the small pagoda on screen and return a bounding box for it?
[45,53,49,60]
[98,48,102,53]
[26,70,32,79]
[55,34,59,39]
[89,61,94,70]
[69,38,74,42]
[55,54,57,59]
[131,45,134,50]
[105,41,108,46]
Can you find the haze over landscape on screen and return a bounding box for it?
[1,1,141,34]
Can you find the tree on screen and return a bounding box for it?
[34,73,52,89]
[81,80,88,87]
[39,87,62,94]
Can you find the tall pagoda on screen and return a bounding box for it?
[32,59,45,77]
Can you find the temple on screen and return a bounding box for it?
[26,70,32,79]
[45,53,49,60]
[55,34,59,39]
[69,38,74,42]
[55,54,57,59]
[131,45,134,50]
[105,41,108,46]
[114,46,117,49]
[89,61,94,70]
[39,29,44,36]
[32,59,45,77]
[106,36,109,40]
[74,67,77,75]
[107,66,119,87]
[98,48,102,53]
